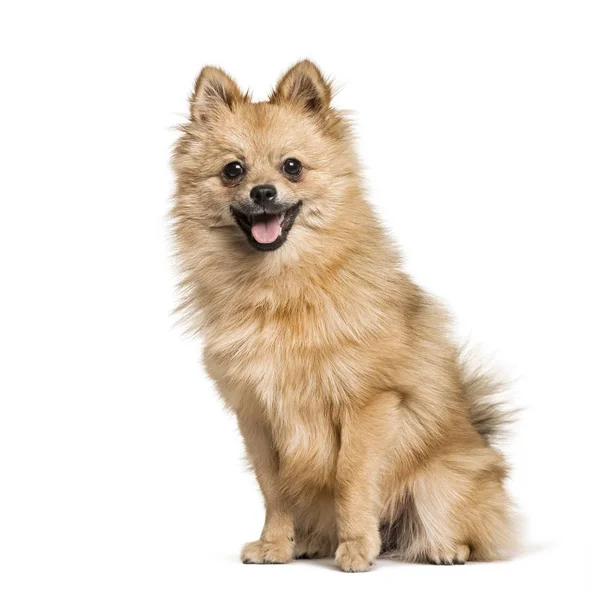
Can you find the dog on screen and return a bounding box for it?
[171,60,517,572]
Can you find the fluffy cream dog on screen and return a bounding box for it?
[171,60,516,572]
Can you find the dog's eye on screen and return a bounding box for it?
[222,161,245,179]
[282,158,302,177]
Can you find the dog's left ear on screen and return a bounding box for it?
[270,60,332,114]
[190,66,245,123]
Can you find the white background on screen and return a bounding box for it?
[1,1,597,598]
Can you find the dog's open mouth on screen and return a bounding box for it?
[231,202,302,252]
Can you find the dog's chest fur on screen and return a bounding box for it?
[202,297,382,489]
[203,296,380,410]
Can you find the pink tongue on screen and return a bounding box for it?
[251,215,281,244]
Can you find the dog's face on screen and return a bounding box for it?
[173,61,359,257]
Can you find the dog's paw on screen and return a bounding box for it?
[241,539,294,564]
[335,538,379,573]
[426,544,471,565]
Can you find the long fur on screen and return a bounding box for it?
[171,60,518,571]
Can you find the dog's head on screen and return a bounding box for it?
[172,61,362,259]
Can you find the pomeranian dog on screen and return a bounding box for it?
[171,60,517,572]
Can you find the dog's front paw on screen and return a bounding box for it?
[335,537,379,573]
[241,539,294,564]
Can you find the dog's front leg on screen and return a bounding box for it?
[335,391,399,572]
[236,409,294,564]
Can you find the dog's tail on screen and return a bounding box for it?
[460,355,517,444]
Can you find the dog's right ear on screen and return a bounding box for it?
[190,67,245,123]
[270,60,332,115]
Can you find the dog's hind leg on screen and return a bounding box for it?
[293,499,337,559]
[383,444,516,564]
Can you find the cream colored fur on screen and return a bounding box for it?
[171,60,517,572]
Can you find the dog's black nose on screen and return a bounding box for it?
[250,184,277,206]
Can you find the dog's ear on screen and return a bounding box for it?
[190,66,245,123]
[270,60,332,114]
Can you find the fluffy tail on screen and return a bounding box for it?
[460,360,517,444]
